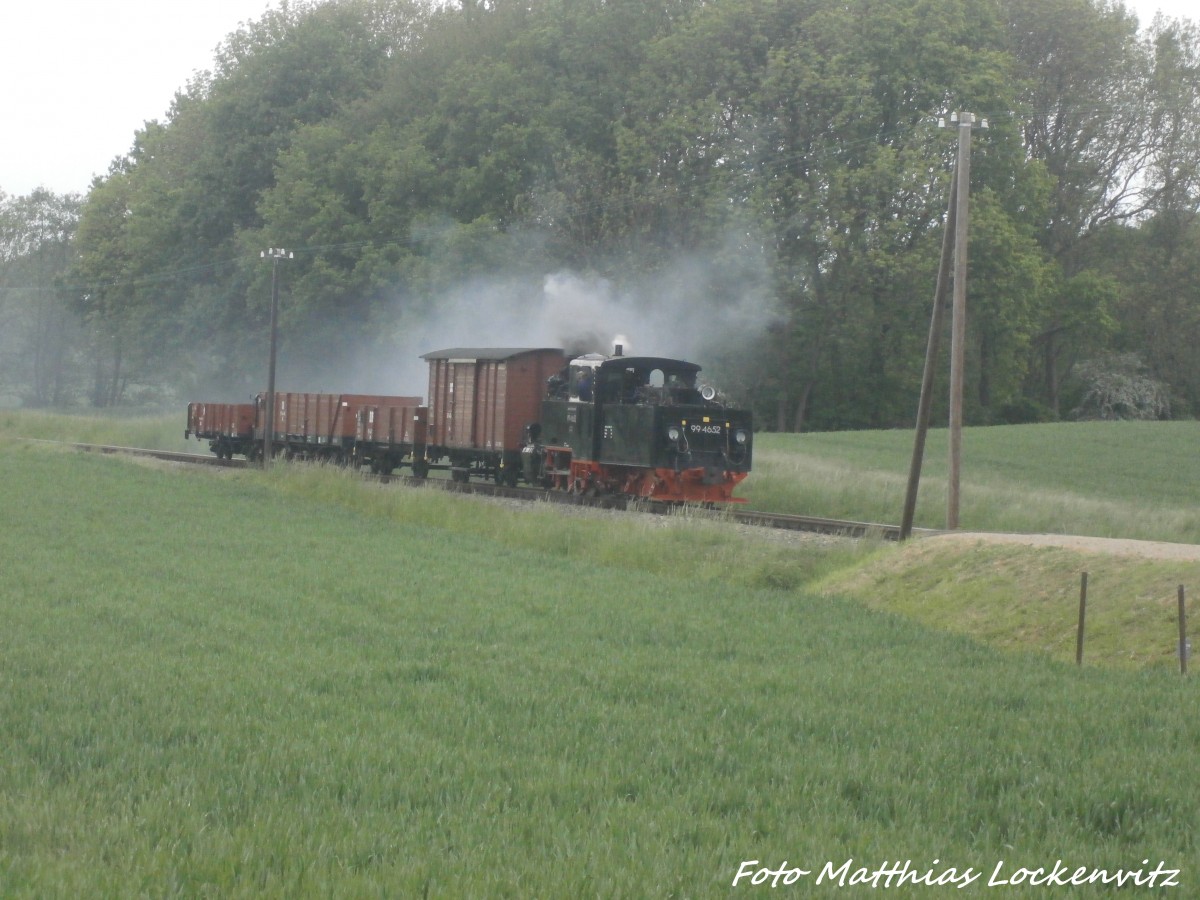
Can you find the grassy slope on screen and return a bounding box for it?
[746,421,1200,673]
[818,539,1200,670]
[2,445,1199,895]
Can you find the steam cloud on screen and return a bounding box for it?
[210,246,773,403]
[340,260,773,399]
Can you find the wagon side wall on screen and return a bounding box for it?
[428,350,564,453]
[356,403,428,446]
[497,351,564,449]
[188,402,256,439]
[428,358,480,449]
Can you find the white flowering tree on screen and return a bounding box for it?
[1072,353,1170,420]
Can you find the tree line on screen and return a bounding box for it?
[2,0,1198,430]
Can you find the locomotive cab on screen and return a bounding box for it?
[568,354,605,402]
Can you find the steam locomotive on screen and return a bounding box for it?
[186,345,753,504]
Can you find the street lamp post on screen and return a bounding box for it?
[260,248,292,467]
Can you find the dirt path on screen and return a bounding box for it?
[927,531,1200,561]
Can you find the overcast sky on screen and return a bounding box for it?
[2,0,1195,199]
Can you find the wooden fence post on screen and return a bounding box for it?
[1179,585,1188,676]
[1076,572,1088,666]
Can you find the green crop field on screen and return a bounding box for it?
[11,410,1200,540]
[2,417,1199,895]
[746,421,1200,542]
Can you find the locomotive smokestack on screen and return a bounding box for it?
[614,343,623,357]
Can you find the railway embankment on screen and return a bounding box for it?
[818,531,1200,669]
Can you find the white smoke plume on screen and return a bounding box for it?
[269,247,773,402]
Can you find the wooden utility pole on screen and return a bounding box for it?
[947,111,974,530]
[901,111,986,537]
[261,248,293,468]
[899,179,957,540]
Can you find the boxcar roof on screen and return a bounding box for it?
[421,347,563,361]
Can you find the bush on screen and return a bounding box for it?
[1071,353,1170,420]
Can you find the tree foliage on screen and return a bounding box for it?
[3,0,1199,427]
[0,190,82,405]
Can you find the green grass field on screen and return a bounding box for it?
[2,416,1200,894]
[12,410,1200,540]
[746,421,1200,542]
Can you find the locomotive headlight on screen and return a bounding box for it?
[667,425,682,443]
[734,429,748,445]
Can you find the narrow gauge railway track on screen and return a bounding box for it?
[54,441,910,539]
[371,471,913,540]
[31,440,248,468]
[726,508,908,540]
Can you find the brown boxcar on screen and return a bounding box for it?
[422,348,565,484]
[185,402,256,459]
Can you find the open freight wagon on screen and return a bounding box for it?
[185,402,257,460]
[255,392,423,463]
[353,403,429,475]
